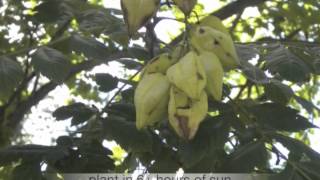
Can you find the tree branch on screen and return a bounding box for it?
[170,0,269,45]
[214,0,268,20]
[4,52,131,130]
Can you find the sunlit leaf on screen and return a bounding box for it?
[265,45,311,82]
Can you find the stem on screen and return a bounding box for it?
[270,145,313,180]
[103,67,143,111]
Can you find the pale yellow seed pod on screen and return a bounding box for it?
[197,52,224,101]
[190,26,239,71]
[168,87,208,140]
[141,53,177,78]
[121,0,160,36]
[134,73,170,129]
[166,51,207,100]
[198,15,229,35]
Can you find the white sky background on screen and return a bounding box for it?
[21,0,320,157]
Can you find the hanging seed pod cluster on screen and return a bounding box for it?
[121,0,239,140]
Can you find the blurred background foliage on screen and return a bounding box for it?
[0,0,320,179]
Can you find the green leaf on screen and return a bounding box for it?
[103,116,152,152]
[0,145,68,166]
[56,136,73,147]
[271,133,320,161]
[270,164,305,180]
[11,160,42,180]
[127,46,150,60]
[294,96,320,115]
[70,34,109,61]
[69,79,100,101]
[270,153,320,180]
[313,58,320,73]
[250,103,317,132]
[115,153,138,173]
[32,0,72,23]
[264,80,294,105]
[0,56,24,100]
[148,150,180,173]
[184,150,227,173]
[95,73,118,92]
[121,87,135,103]
[50,36,72,54]
[241,61,269,84]
[77,140,115,173]
[31,46,71,83]
[178,114,232,173]
[178,116,229,169]
[117,59,143,70]
[109,30,130,46]
[77,9,121,34]
[236,44,260,62]
[298,161,320,179]
[222,141,268,173]
[52,103,97,126]
[266,45,311,82]
[178,135,209,169]
[33,0,61,23]
[108,103,136,122]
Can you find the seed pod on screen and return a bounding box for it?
[168,87,208,140]
[166,51,207,100]
[197,52,224,101]
[190,26,240,71]
[197,15,229,35]
[134,73,170,129]
[141,53,177,77]
[121,0,160,36]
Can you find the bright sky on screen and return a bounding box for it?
[21,0,320,160]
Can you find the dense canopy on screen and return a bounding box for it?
[0,0,320,179]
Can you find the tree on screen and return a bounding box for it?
[0,0,320,179]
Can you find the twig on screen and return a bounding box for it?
[270,145,313,180]
[235,80,248,99]
[31,74,40,95]
[169,0,269,46]
[3,72,36,110]
[230,9,244,32]
[103,68,143,111]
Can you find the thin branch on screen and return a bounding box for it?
[230,9,244,32]
[235,80,248,99]
[169,0,269,45]
[3,72,36,110]
[103,67,142,111]
[285,28,302,40]
[270,145,313,180]
[31,74,40,95]
[4,52,131,130]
